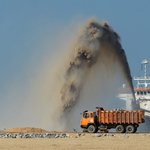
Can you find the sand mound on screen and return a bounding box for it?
[4,127,48,133]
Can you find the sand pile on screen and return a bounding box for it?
[4,127,48,133]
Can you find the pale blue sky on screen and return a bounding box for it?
[1,0,150,87]
[0,0,150,129]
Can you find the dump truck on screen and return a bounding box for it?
[80,107,145,133]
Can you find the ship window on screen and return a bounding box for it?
[144,91,146,95]
[148,91,150,93]
[137,91,139,95]
[140,91,143,95]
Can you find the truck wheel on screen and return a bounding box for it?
[116,125,125,133]
[87,125,96,133]
[126,125,135,133]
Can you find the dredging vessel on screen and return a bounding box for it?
[117,59,150,117]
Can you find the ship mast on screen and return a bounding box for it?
[133,59,150,89]
[143,59,148,79]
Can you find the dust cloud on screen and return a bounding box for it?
[60,20,135,116]
[56,19,137,131]
[1,19,135,132]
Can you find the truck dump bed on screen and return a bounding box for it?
[96,107,145,124]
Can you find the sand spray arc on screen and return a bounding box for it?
[60,20,135,115]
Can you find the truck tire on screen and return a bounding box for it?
[87,125,96,133]
[126,125,135,133]
[116,125,125,133]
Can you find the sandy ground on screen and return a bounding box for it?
[0,133,150,150]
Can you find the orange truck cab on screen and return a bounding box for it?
[80,107,145,133]
[80,111,96,126]
[80,110,98,133]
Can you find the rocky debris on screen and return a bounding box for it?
[95,133,115,137]
[0,133,85,139]
[117,134,130,138]
[141,134,146,136]
[107,134,115,137]
[73,133,85,138]
[80,134,85,137]
[95,134,101,137]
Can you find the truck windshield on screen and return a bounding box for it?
[83,113,89,118]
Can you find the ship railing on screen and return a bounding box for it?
[133,76,150,80]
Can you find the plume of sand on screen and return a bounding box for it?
[60,20,135,115]
[1,19,135,132]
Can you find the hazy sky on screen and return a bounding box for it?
[0,0,150,129]
[1,0,150,88]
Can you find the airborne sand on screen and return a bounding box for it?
[59,20,135,131]
[1,19,135,132]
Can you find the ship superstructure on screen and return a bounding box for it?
[117,59,150,117]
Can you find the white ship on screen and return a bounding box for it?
[117,59,150,117]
